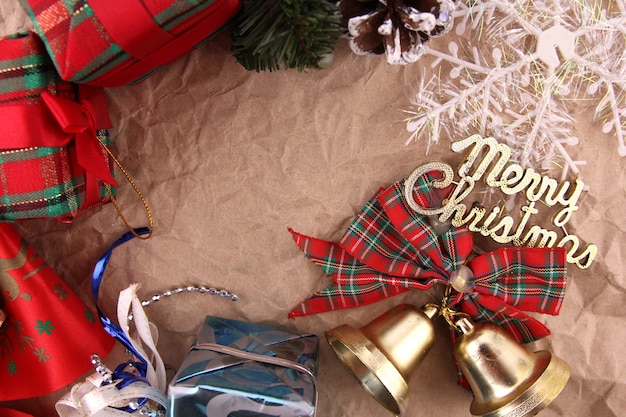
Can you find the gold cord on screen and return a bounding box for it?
[426,285,472,333]
[99,140,153,240]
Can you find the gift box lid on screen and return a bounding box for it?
[173,316,319,382]
[18,0,242,86]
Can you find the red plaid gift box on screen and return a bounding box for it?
[0,31,117,222]
[18,0,241,87]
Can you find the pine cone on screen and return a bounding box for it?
[338,0,458,65]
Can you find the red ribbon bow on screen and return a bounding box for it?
[0,85,118,187]
[40,86,118,188]
[289,173,568,345]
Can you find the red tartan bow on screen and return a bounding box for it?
[40,86,118,188]
[289,173,568,344]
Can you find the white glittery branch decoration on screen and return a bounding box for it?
[404,0,626,181]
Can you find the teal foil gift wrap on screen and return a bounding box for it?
[168,316,319,417]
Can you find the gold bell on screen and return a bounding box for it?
[453,317,570,417]
[325,304,438,416]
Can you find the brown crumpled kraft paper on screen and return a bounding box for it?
[1,2,625,416]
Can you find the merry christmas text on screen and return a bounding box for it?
[405,134,597,269]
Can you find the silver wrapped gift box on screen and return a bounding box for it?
[168,316,319,417]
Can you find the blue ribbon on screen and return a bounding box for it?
[91,227,152,393]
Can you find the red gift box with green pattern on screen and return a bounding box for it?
[18,0,241,87]
[0,31,117,222]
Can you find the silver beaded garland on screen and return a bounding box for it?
[90,353,113,384]
[90,354,166,416]
[140,285,239,308]
[128,285,239,322]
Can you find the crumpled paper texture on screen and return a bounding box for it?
[1,1,624,416]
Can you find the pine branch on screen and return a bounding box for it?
[230,0,342,72]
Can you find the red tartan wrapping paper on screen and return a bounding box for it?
[1,1,625,416]
[0,30,116,222]
[17,0,240,87]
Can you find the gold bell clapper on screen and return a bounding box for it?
[452,317,571,417]
[325,304,438,417]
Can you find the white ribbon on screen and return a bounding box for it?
[117,284,166,392]
[55,284,167,417]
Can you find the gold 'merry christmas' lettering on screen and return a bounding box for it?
[405,134,597,269]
